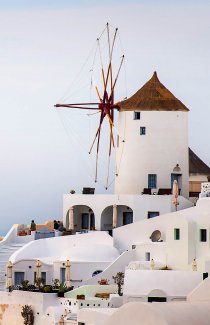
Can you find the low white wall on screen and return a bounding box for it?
[83,250,136,285]
[1,225,18,245]
[104,301,210,325]
[187,276,210,302]
[1,224,33,246]
[123,270,203,301]
[65,285,118,299]
[78,307,115,325]
[0,291,58,325]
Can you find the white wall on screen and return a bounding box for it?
[11,232,119,289]
[0,224,33,246]
[64,284,118,299]
[78,308,115,325]
[12,259,107,288]
[113,200,210,271]
[134,242,167,265]
[63,193,192,230]
[123,269,203,302]
[54,261,112,288]
[113,214,168,252]
[84,250,136,286]
[166,218,191,269]
[115,111,189,198]
[187,276,210,302]
[104,301,210,325]
[12,259,52,285]
[0,291,58,325]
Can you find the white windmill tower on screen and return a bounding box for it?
[115,72,189,198]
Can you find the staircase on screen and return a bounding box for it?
[0,243,24,290]
[67,313,77,323]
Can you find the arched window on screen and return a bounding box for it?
[92,270,103,277]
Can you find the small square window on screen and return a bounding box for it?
[200,229,207,242]
[145,252,150,261]
[148,211,159,219]
[174,228,180,240]
[140,127,146,135]
[134,111,141,120]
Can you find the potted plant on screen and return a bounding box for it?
[113,272,124,296]
[160,265,172,270]
[21,280,30,291]
[98,278,109,285]
[21,305,34,325]
[58,283,67,297]
[35,277,44,291]
[43,285,52,293]
[52,278,60,292]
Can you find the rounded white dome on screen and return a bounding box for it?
[60,244,120,262]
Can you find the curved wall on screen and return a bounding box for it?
[115,110,189,197]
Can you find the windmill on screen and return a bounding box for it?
[55,23,125,189]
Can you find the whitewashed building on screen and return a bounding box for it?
[1,72,210,324]
[9,183,210,294]
[63,72,192,234]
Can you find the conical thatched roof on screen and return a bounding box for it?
[119,72,189,112]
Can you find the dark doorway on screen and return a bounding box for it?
[148,297,167,303]
[90,213,95,229]
[14,272,24,286]
[123,212,133,225]
[81,213,89,229]
[171,173,182,190]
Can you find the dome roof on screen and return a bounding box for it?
[60,244,120,262]
[119,71,189,112]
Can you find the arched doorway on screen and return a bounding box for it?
[100,205,133,232]
[148,289,167,302]
[66,205,95,232]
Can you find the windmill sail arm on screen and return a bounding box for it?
[109,55,125,101]
[55,103,120,110]
[55,23,123,189]
[55,103,100,110]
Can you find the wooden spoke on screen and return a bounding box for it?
[95,86,102,102]
[89,112,105,155]
[109,55,124,102]
[55,24,124,188]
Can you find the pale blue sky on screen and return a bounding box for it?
[0,1,210,234]
[0,0,209,7]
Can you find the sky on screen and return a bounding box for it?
[0,0,210,234]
